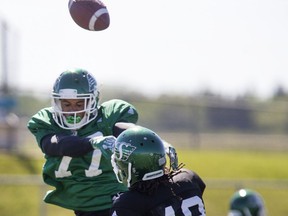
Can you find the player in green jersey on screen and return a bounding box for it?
[27,68,139,216]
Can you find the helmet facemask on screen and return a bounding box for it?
[52,89,98,130]
[111,144,134,187]
[112,150,165,188]
[51,69,99,130]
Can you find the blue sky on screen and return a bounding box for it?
[1,0,288,98]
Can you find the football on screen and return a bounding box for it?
[68,0,110,31]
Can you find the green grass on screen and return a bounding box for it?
[0,149,288,216]
[178,149,288,216]
[179,149,288,179]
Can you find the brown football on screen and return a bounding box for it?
[68,0,110,31]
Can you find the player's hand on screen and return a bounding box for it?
[167,145,178,171]
[90,136,116,159]
[163,140,178,171]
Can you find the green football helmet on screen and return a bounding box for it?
[52,68,99,130]
[111,126,167,188]
[228,189,266,216]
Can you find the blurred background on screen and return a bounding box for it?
[1,0,288,215]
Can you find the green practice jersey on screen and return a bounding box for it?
[27,99,138,211]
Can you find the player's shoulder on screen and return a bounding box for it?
[27,107,57,133]
[39,107,54,115]
[174,168,197,179]
[29,107,53,122]
[100,99,138,116]
[100,99,133,107]
[173,168,206,193]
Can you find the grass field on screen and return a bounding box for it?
[178,149,288,216]
[0,132,288,215]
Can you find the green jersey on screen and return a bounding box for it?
[27,99,138,211]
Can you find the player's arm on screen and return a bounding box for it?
[104,99,138,137]
[184,168,206,194]
[163,140,179,171]
[192,171,206,194]
[41,134,93,157]
[113,122,136,137]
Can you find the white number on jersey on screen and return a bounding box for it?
[164,196,206,216]
[55,149,102,178]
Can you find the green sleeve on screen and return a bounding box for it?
[100,99,138,124]
[27,107,70,148]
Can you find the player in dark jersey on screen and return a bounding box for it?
[27,68,139,216]
[110,126,206,216]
